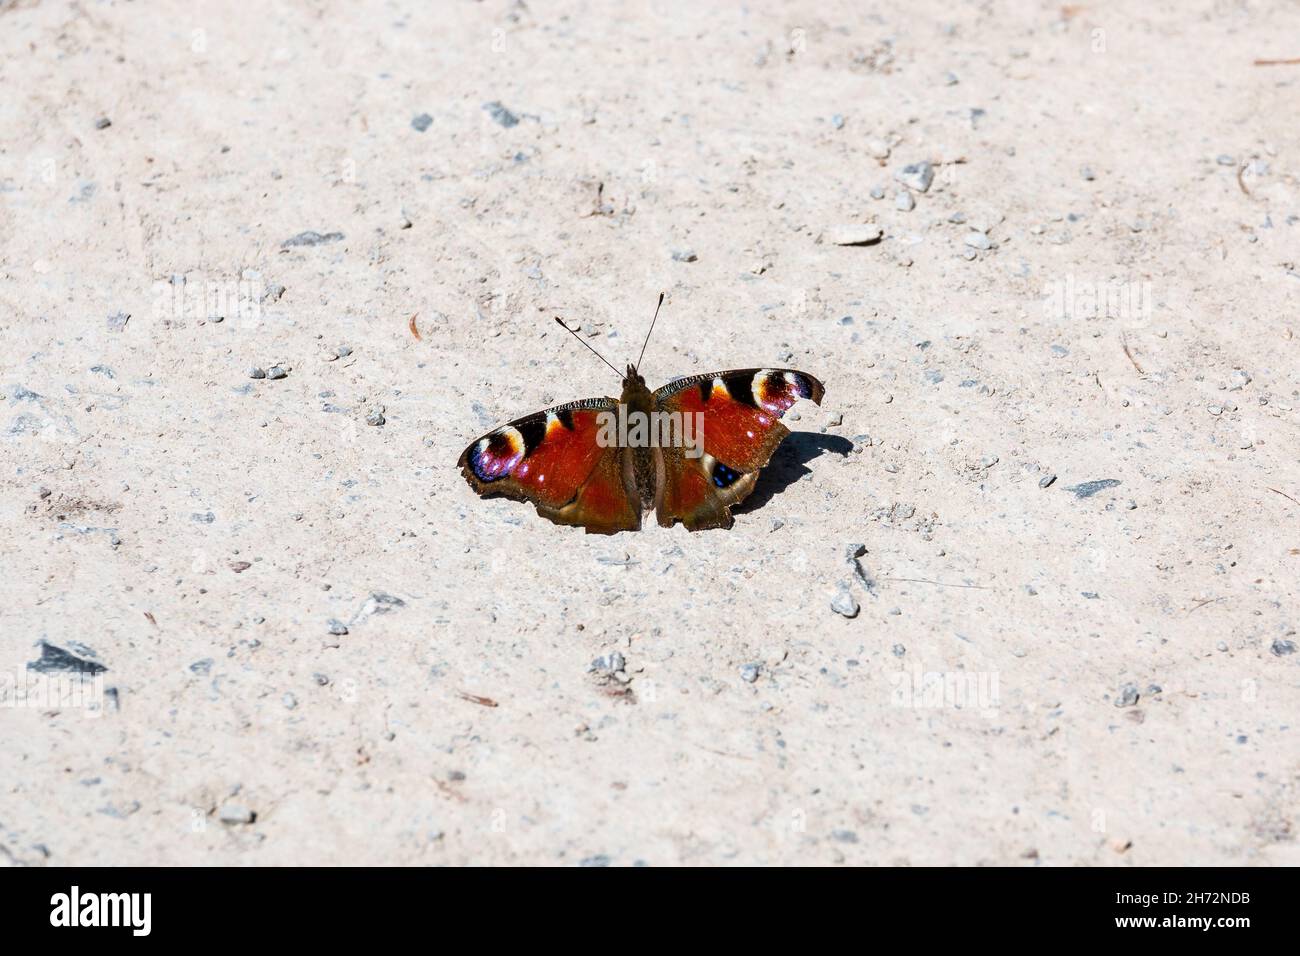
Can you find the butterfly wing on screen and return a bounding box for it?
[652,368,824,530]
[458,398,640,534]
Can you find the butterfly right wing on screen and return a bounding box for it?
[651,368,824,530]
[457,397,641,534]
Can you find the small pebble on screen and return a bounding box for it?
[1067,479,1121,499]
[895,160,934,193]
[411,113,433,132]
[327,619,349,636]
[830,588,860,618]
[94,117,112,130]
[589,652,625,673]
[248,367,267,379]
[282,231,344,248]
[218,803,255,825]
[366,410,386,426]
[740,663,761,683]
[1039,474,1057,489]
[1114,684,1140,708]
[964,231,992,251]
[671,249,698,262]
[483,101,520,128]
[865,137,891,160]
[823,224,882,246]
[1271,639,1297,657]
[894,191,915,212]
[266,366,288,380]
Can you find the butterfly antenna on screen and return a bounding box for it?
[554,317,624,379]
[635,292,665,372]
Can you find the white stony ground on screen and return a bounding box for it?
[2,0,1298,866]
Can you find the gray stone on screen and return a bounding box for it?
[894,190,915,211]
[411,112,433,132]
[831,588,860,618]
[218,803,255,825]
[1114,683,1140,707]
[483,101,520,128]
[589,652,625,673]
[1066,479,1121,499]
[28,641,107,676]
[282,231,344,248]
[895,160,934,192]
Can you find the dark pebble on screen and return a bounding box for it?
[281,231,345,248]
[483,101,520,128]
[1066,478,1121,498]
[28,641,108,676]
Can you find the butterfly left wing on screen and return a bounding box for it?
[652,368,824,531]
[458,397,641,534]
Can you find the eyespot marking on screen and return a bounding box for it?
[469,427,524,482]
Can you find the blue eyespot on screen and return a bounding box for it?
[712,462,743,488]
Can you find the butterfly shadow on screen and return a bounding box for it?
[734,431,854,515]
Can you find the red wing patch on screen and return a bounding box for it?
[654,369,824,472]
[459,397,641,534]
[459,399,614,509]
[652,368,823,530]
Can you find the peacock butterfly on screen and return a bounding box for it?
[458,295,825,533]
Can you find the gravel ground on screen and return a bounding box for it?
[2,0,1298,866]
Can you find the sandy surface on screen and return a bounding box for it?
[2,0,1299,866]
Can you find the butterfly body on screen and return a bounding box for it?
[459,365,824,534]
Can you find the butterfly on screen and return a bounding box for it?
[458,295,824,534]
